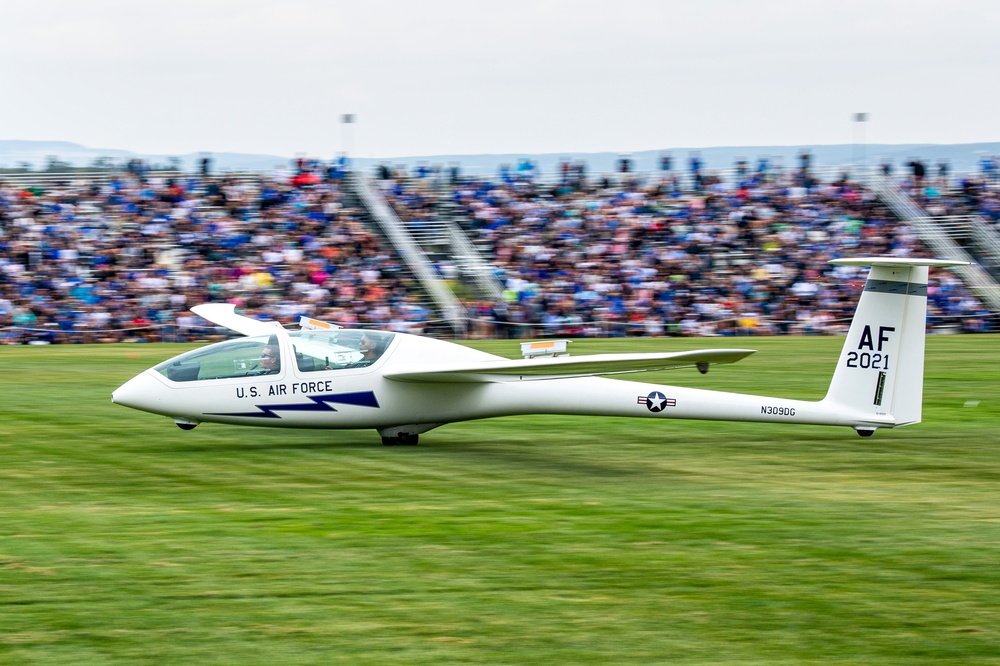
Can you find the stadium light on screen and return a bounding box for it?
[341,114,356,157]
[853,112,869,180]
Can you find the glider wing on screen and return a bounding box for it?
[383,349,755,383]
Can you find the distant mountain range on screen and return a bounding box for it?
[2,139,998,176]
[0,140,290,173]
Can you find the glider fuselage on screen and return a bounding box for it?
[112,331,883,432]
[112,258,971,442]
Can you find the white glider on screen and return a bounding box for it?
[112,257,968,444]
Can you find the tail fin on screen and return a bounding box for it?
[823,258,968,433]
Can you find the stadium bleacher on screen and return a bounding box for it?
[1,155,996,344]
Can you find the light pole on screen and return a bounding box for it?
[852,112,868,181]
[341,113,355,158]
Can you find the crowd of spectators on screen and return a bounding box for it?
[1,154,996,345]
[881,155,1000,224]
[379,157,994,338]
[0,163,434,344]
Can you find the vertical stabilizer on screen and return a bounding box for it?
[824,258,968,430]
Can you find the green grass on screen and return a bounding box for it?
[1,335,999,664]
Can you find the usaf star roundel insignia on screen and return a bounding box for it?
[645,391,668,413]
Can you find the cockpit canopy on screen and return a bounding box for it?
[153,329,396,382]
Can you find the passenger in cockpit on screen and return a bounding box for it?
[343,332,381,368]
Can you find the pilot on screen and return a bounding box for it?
[257,338,281,375]
[358,332,379,363]
[344,332,380,368]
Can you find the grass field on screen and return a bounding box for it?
[2,335,999,664]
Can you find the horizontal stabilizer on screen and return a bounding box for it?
[829,257,970,268]
[191,303,284,337]
[384,349,755,383]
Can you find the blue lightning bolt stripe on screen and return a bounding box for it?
[207,391,380,419]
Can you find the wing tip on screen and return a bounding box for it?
[190,302,283,336]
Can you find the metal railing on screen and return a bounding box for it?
[347,172,468,335]
[399,215,502,300]
[444,220,504,302]
[868,175,1000,309]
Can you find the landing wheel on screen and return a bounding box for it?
[382,433,419,446]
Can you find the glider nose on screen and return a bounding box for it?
[112,371,163,414]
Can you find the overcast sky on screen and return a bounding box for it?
[2,0,997,159]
